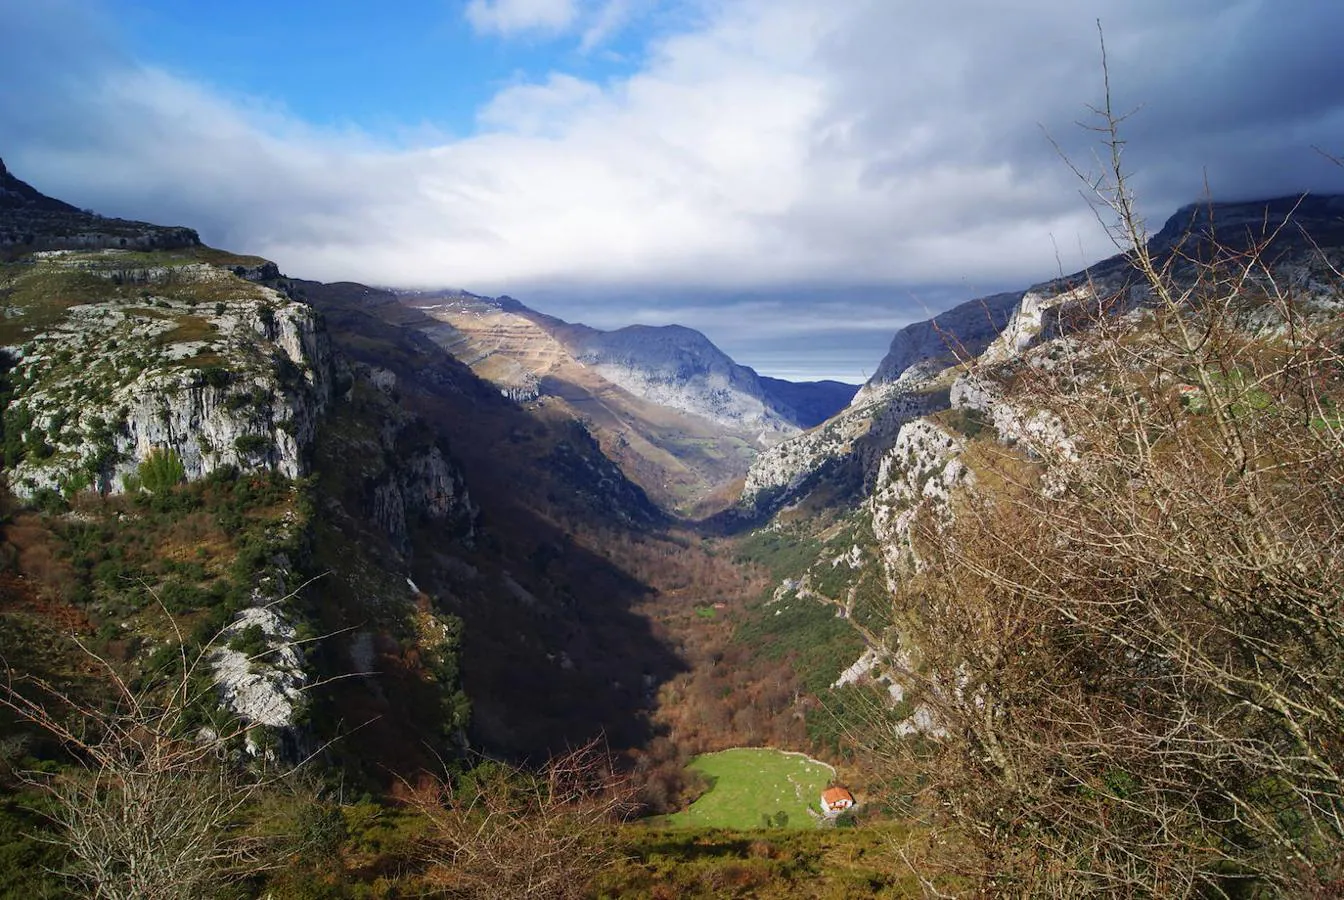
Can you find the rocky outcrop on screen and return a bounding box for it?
[371,442,475,553]
[323,363,478,557]
[834,195,1344,743]
[868,419,967,572]
[2,250,331,498]
[211,603,308,757]
[1,158,200,253]
[741,386,949,506]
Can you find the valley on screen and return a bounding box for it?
[393,289,855,514]
[1,150,1342,899]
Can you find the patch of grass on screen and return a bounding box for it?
[734,529,823,582]
[932,406,995,441]
[190,247,271,270]
[598,823,943,899]
[123,306,176,321]
[665,748,834,830]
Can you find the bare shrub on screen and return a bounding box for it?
[409,739,632,899]
[0,618,267,899]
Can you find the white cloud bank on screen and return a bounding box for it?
[3,0,1344,377]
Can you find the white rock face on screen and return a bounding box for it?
[868,418,968,573]
[565,324,799,435]
[3,257,331,498]
[832,647,883,689]
[211,604,307,736]
[950,369,1076,461]
[741,288,1029,509]
[742,387,949,503]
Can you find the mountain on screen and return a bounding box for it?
[850,291,1021,402]
[0,157,80,212]
[740,194,1344,514]
[757,376,864,428]
[0,162,681,778]
[392,289,855,513]
[554,322,798,433]
[794,195,1344,895]
[0,156,200,255]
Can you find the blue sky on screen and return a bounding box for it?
[112,1,658,137]
[5,1,1344,381]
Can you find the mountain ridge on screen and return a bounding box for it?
[393,288,856,512]
[741,193,1344,513]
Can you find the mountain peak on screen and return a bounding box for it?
[0,158,82,213]
[1151,193,1344,253]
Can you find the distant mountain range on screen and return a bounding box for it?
[394,289,857,513]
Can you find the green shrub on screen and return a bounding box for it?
[138,447,186,493]
[224,391,253,412]
[227,623,269,658]
[197,365,232,389]
[234,434,272,458]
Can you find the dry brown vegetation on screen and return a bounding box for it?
[0,615,266,900]
[864,83,1344,896]
[408,738,632,899]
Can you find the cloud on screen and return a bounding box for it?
[580,0,635,52]
[465,0,579,35]
[4,0,1344,378]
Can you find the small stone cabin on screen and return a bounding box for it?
[820,785,856,817]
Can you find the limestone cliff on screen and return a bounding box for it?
[743,193,1344,515]
[1,250,331,498]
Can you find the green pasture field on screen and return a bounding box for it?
[667,747,836,830]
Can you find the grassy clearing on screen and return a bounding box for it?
[667,748,836,830]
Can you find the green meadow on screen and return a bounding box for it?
[667,748,836,830]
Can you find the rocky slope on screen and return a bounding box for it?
[0,249,331,498]
[393,289,855,513]
[755,192,1344,740]
[743,194,1344,513]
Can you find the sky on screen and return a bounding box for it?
[3,0,1344,382]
